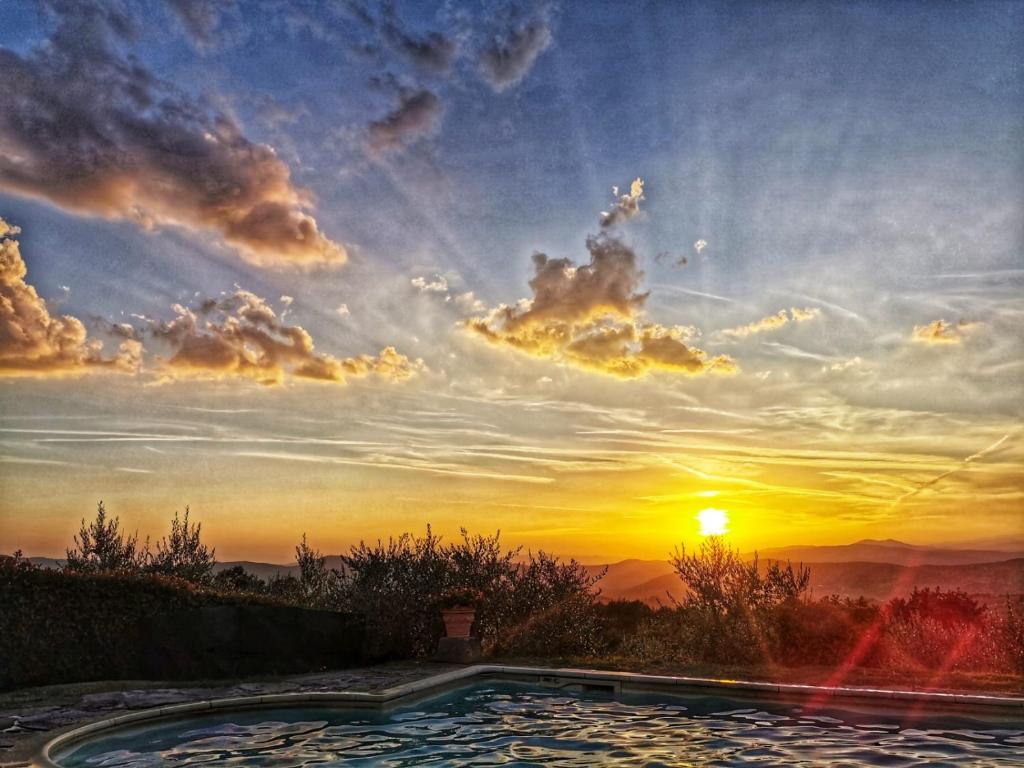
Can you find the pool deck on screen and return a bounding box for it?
[5,663,1023,768]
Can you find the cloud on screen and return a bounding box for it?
[600,178,645,228]
[478,17,553,92]
[892,433,1011,507]
[0,2,343,267]
[145,288,423,385]
[347,2,458,74]
[165,0,236,47]
[411,275,450,293]
[722,306,821,338]
[382,17,458,74]
[0,218,140,378]
[366,88,443,155]
[451,291,485,313]
[789,306,821,322]
[467,232,736,379]
[911,318,975,345]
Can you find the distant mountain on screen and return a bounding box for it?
[752,539,1022,567]
[27,556,304,579]
[933,535,1024,553]
[592,557,1024,606]
[22,539,1023,607]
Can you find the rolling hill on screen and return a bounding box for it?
[25,539,1022,607]
[596,558,1024,606]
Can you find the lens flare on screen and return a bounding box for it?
[697,507,729,536]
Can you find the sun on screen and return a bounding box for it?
[696,508,729,536]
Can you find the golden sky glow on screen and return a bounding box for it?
[0,2,1022,563]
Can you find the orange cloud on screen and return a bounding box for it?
[146,289,423,385]
[722,306,821,338]
[911,319,975,345]
[0,219,140,378]
[467,233,736,379]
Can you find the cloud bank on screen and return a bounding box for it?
[0,1,343,267]
[0,219,140,377]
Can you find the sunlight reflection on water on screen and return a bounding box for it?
[60,683,1023,767]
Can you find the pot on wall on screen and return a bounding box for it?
[441,606,475,638]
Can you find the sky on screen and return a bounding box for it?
[0,0,1021,563]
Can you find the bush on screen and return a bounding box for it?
[766,596,882,667]
[212,565,267,595]
[660,536,814,665]
[995,596,1024,674]
[490,551,605,657]
[334,528,603,660]
[881,588,1005,672]
[0,556,365,689]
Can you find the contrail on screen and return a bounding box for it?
[891,433,1011,507]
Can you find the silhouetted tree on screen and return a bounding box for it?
[670,536,809,614]
[295,533,338,608]
[64,501,146,573]
[147,507,216,584]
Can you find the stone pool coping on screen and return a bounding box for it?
[35,664,1024,767]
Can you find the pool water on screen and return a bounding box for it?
[58,682,1024,767]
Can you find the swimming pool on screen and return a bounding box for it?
[49,673,1024,767]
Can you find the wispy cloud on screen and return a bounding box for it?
[722,307,821,338]
[891,433,1011,506]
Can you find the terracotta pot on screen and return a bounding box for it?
[441,606,476,638]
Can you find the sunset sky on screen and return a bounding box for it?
[1,1,1021,563]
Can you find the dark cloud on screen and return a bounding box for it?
[0,2,343,267]
[146,289,423,385]
[366,88,443,155]
[383,20,458,74]
[478,17,552,92]
[0,219,140,377]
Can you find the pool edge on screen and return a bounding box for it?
[34,664,1024,767]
